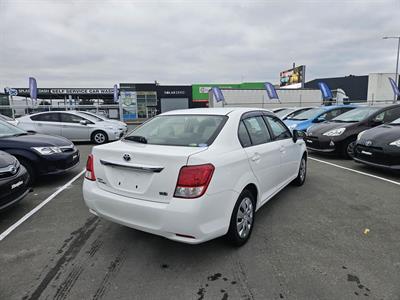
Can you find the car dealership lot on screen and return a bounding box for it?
[1,144,399,300]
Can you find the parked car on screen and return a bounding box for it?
[0,114,18,126]
[17,111,123,144]
[275,107,315,121]
[0,150,31,211]
[284,105,357,132]
[76,111,128,134]
[353,116,400,171]
[83,108,307,246]
[304,104,400,158]
[0,120,80,183]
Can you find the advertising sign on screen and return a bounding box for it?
[120,91,137,121]
[29,77,37,102]
[264,82,279,100]
[279,65,306,88]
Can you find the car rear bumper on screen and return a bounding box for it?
[83,179,238,244]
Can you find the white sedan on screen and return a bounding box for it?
[17,111,123,144]
[83,107,307,245]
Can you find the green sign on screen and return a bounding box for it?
[192,82,265,102]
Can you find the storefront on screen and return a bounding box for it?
[156,85,192,113]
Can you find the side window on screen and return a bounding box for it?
[243,116,271,146]
[373,111,385,123]
[238,121,252,147]
[30,113,59,122]
[264,116,292,140]
[60,113,85,124]
[383,107,400,123]
[320,108,343,121]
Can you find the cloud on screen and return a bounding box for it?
[0,0,399,88]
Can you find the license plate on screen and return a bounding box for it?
[361,150,372,156]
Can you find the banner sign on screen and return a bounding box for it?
[113,84,119,103]
[4,88,114,96]
[264,82,279,100]
[211,87,225,103]
[120,91,137,121]
[29,77,37,102]
[389,77,400,97]
[318,82,333,100]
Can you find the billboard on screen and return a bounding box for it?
[120,91,137,121]
[280,65,306,89]
[192,82,265,102]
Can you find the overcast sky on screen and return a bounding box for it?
[0,0,399,89]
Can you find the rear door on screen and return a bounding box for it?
[263,115,298,184]
[240,114,282,203]
[60,113,91,141]
[30,112,61,136]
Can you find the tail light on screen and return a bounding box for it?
[174,164,214,198]
[85,154,96,181]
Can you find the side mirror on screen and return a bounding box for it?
[79,120,88,125]
[292,129,305,143]
[370,119,383,126]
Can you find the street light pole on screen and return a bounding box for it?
[383,36,400,103]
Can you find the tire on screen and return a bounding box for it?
[226,189,256,246]
[91,130,108,145]
[292,154,307,186]
[343,138,356,159]
[17,157,35,185]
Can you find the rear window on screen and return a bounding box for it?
[125,115,227,147]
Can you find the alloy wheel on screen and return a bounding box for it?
[236,197,253,238]
[94,133,106,144]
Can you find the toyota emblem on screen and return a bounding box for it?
[10,166,17,175]
[123,154,131,161]
[365,140,372,147]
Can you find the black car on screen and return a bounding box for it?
[353,117,400,171]
[0,151,30,211]
[0,120,80,183]
[304,104,400,158]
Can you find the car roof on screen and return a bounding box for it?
[160,107,273,116]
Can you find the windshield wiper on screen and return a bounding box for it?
[12,132,28,136]
[124,135,147,144]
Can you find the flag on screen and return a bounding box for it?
[29,77,37,102]
[264,82,279,100]
[212,87,225,102]
[389,77,400,97]
[317,82,333,100]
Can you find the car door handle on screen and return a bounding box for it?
[251,153,261,162]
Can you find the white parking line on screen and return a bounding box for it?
[0,169,85,241]
[309,157,400,186]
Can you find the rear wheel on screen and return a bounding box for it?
[91,130,108,145]
[226,190,255,246]
[292,154,307,186]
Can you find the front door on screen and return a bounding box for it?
[60,113,91,141]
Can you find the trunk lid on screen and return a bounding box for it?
[92,140,207,203]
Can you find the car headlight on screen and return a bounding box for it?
[323,128,346,136]
[32,146,62,155]
[357,130,366,141]
[389,139,400,147]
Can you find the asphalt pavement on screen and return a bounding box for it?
[1,144,399,300]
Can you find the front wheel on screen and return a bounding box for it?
[292,155,307,186]
[91,131,108,145]
[226,190,256,246]
[343,139,356,159]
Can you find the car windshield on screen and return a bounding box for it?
[275,108,295,118]
[125,115,227,147]
[287,107,326,120]
[331,107,378,122]
[0,120,27,138]
[80,112,104,121]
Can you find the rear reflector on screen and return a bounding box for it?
[85,154,96,181]
[174,164,214,198]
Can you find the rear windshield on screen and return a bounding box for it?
[125,115,228,147]
[332,107,378,122]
